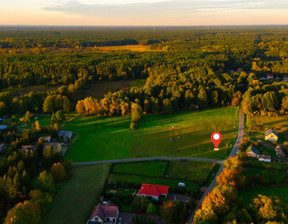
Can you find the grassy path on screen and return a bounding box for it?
[42,164,110,224]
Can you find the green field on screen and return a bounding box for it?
[243,167,287,184]
[42,164,110,224]
[241,186,288,206]
[107,173,199,191]
[64,107,238,162]
[109,160,216,191]
[112,161,168,177]
[166,160,216,184]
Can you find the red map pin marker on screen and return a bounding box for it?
[211,132,222,149]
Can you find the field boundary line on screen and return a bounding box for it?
[72,157,224,166]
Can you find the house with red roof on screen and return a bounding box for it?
[137,183,169,201]
[87,203,119,224]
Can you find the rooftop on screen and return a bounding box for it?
[264,129,278,137]
[138,183,169,197]
[89,203,118,221]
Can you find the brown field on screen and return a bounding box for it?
[2,84,61,96]
[87,45,161,52]
[82,79,146,99]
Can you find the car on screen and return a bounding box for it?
[178,182,186,187]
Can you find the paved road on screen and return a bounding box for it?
[187,107,244,224]
[73,157,223,166]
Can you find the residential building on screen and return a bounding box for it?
[138,183,169,201]
[38,136,52,142]
[258,155,271,163]
[0,144,6,154]
[58,130,73,142]
[246,146,260,158]
[0,125,7,130]
[87,203,119,224]
[21,145,36,151]
[283,75,288,82]
[275,145,286,158]
[266,74,274,80]
[265,129,279,142]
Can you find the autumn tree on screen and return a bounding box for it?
[130,103,142,130]
[23,111,33,122]
[0,101,7,115]
[50,163,66,183]
[35,120,40,131]
[55,110,65,122]
[249,195,288,223]
[216,168,245,188]
[4,200,41,224]
[224,156,243,170]
[35,171,55,195]
[162,98,173,114]
[196,87,209,108]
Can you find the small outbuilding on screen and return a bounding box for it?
[264,129,279,142]
[258,155,271,163]
[246,146,260,158]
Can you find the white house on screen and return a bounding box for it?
[87,203,119,224]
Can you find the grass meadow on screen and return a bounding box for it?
[241,186,288,206]
[166,160,217,183]
[42,164,110,224]
[109,160,216,190]
[112,161,168,177]
[64,106,238,162]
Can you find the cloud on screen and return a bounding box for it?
[37,0,287,25]
[43,0,288,17]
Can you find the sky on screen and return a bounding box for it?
[1,0,288,26]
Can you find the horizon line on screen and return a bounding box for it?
[1,24,288,28]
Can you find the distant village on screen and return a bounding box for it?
[0,121,74,155]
